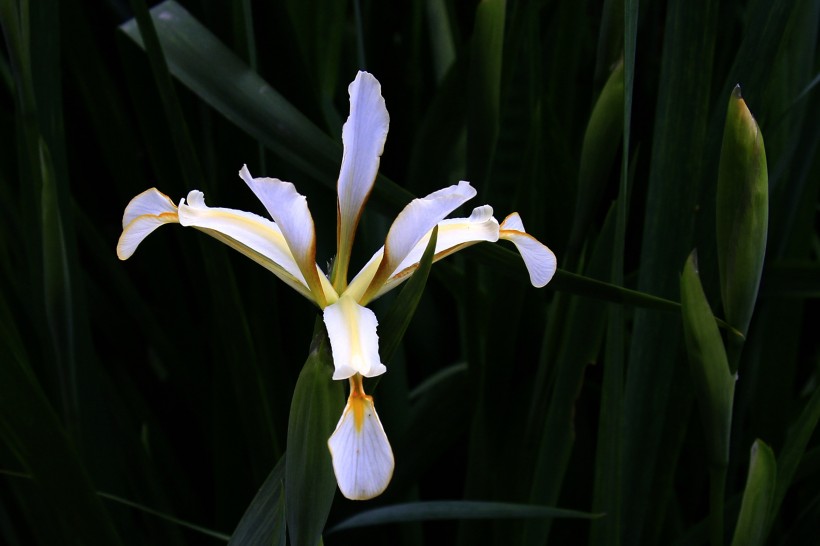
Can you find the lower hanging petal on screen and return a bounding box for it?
[500,213,557,287]
[327,391,394,500]
[323,295,386,380]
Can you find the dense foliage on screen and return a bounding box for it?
[1,0,818,544]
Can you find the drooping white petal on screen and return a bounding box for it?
[117,188,180,260]
[323,294,386,380]
[336,72,390,261]
[239,165,328,306]
[177,190,318,301]
[328,393,394,500]
[360,181,476,300]
[348,204,498,303]
[500,213,557,287]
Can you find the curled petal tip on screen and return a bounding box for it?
[117,188,179,260]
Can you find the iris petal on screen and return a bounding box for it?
[500,213,557,287]
[117,188,179,260]
[327,392,394,500]
[177,190,317,300]
[348,204,499,302]
[336,71,390,278]
[359,181,476,301]
[323,295,386,380]
[239,165,329,306]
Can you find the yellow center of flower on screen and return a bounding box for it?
[349,374,371,432]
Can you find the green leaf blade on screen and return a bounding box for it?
[330,501,603,532]
[285,322,345,546]
[730,440,777,546]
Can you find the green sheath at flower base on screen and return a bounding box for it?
[716,85,768,373]
[680,251,735,469]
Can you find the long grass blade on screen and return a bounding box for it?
[330,501,603,532]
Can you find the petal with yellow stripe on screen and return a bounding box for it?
[177,190,320,301]
[323,294,386,379]
[327,391,394,500]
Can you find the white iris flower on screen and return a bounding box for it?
[117,71,556,500]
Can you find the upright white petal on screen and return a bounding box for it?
[361,181,476,300]
[336,72,390,274]
[177,190,317,300]
[328,393,394,500]
[323,294,386,380]
[500,213,557,287]
[239,166,328,306]
[349,204,498,302]
[117,188,179,260]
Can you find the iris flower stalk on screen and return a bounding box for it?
[117,71,556,500]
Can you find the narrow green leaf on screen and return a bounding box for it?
[730,440,777,546]
[96,491,230,542]
[378,226,438,365]
[716,85,769,372]
[478,245,675,311]
[471,245,740,334]
[285,321,344,546]
[329,501,603,532]
[228,455,286,546]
